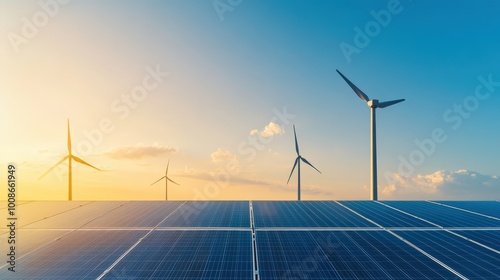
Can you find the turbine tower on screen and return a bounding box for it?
[151,160,180,201]
[39,119,101,201]
[287,125,321,201]
[336,70,405,201]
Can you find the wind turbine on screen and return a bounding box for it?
[287,125,321,201]
[151,160,180,201]
[39,119,101,201]
[336,70,405,201]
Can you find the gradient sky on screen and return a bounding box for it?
[1,0,499,201]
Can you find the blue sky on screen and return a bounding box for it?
[1,0,499,200]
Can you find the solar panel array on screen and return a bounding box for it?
[1,200,499,279]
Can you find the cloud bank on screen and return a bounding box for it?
[210,148,238,163]
[383,169,500,199]
[105,143,178,160]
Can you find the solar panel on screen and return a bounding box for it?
[339,201,436,228]
[4,200,499,279]
[158,201,250,228]
[435,201,500,219]
[15,201,93,227]
[253,201,375,228]
[451,230,500,251]
[0,229,72,256]
[84,201,184,228]
[24,201,127,229]
[104,230,253,279]
[396,230,500,279]
[381,201,500,227]
[0,230,148,279]
[256,230,458,279]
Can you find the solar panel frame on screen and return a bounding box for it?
[83,201,184,228]
[450,229,500,251]
[435,201,500,219]
[381,201,500,228]
[158,201,250,228]
[0,230,148,279]
[396,230,500,279]
[339,201,437,228]
[256,230,459,279]
[14,201,94,227]
[0,229,73,258]
[23,201,127,229]
[4,200,499,279]
[104,230,253,279]
[253,201,376,228]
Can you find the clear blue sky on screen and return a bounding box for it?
[1,0,499,200]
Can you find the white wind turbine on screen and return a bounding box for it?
[39,119,101,201]
[336,70,405,201]
[151,160,180,201]
[287,125,321,201]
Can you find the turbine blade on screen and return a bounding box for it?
[167,177,180,186]
[301,157,322,174]
[166,160,170,175]
[287,158,299,184]
[67,119,71,154]
[38,155,69,180]
[378,99,405,108]
[336,70,370,102]
[72,156,101,171]
[293,125,300,155]
[151,176,166,186]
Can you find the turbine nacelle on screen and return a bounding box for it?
[367,99,379,108]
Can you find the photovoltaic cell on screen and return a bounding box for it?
[158,201,250,228]
[0,229,72,257]
[339,201,436,228]
[0,230,148,279]
[253,201,375,228]
[84,201,184,228]
[15,201,94,227]
[104,230,253,279]
[5,200,499,279]
[24,201,127,229]
[381,201,500,227]
[396,230,500,279]
[451,230,500,251]
[435,201,500,219]
[257,231,458,279]
[0,200,33,210]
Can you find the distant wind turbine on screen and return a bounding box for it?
[336,69,405,201]
[287,125,321,201]
[39,119,101,201]
[151,160,180,201]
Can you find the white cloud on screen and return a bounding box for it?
[250,121,285,138]
[210,148,238,163]
[268,149,279,156]
[261,122,284,137]
[383,169,500,199]
[105,143,178,160]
